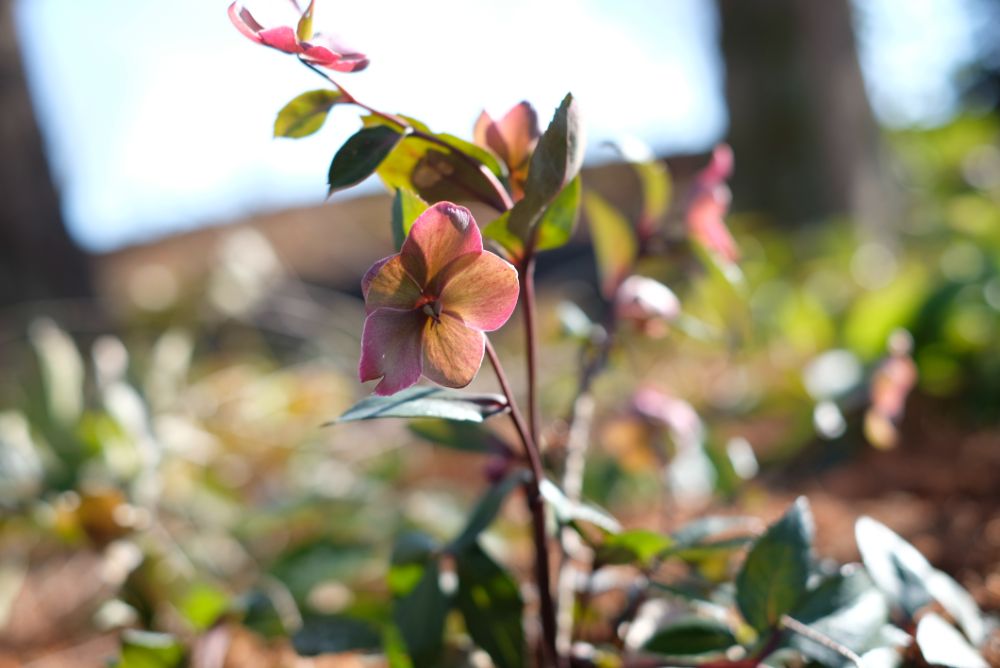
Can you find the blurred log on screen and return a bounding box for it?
[0,0,92,307]
[718,0,898,231]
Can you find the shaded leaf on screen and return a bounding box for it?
[535,175,582,250]
[605,139,671,232]
[539,479,621,534]
[450,470,529,553]
[293,615,382,656]
[336,387,507,423]
[642,617,737,656]
[408,419,494,453]
[387,531,439,596]
[584,191,637,298]
[456,544,525,668]
[736,497,814,632]
[391,188,428,250]
[393,559,449,666]
[671,515,760,548]
[915,613,988,668]
[328,125,403,193]
[274,89,344,138]
[787,567,889,666]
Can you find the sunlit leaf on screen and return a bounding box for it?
[335,387,507,423]
[178,583,229,631]
[539,479,621,534]
[855,516,933,617]
[485,176,581,257]
[584,191,637,298]
[736,497,814,632]
[642,617,737,657]
[915,613,988,668]
[455,544,525,668]
[596,529,672,566]
[115,630,184,668]
[274,89,344,138]
[391,188,428,250]
[786,567,889,665]
[327,125,403,193]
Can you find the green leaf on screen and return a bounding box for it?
[365,119,510,211]
[605,139,672,231]
[736,497,814,632]
[854,516,933,617]
[671,515,760,548]
[274,89,344,138]
[292,615,382,656]
[539,479,621,534]
[642,617,737,657]
[328,125,404,193]
[584,190,638,297]
[335,387,507,423]
[455,544,525,668]
[484,176,581,257]
[408,419,494,453]
[388,531,439,596]
[596,529,673,566]
[506,93,585,243]
[393,559,449,666]
[915,613,988,668]
[177,583,229,631]
[391,188,428,250]
[449,470,529,553]
[786,567,889,666]
[115,630,184,668]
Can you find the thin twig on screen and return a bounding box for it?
[781,614,863,668]
[485,339,558,666]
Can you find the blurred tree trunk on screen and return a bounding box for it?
[0,0,92,307]
[718,0,897,231]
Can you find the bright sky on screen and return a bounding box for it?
[13,0,979,252]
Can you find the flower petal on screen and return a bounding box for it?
[401,203,482,287]
[362,255,423,313]
[422,314,485,389]
[306,34,370,72]
[496,101,540,171]
[439,252,519,331]
[228,3,264,42]
[257,26,303,54]
[359,308,425,395]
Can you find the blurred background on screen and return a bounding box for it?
[2,0,1000,665]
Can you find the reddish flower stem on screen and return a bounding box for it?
[485,339,558,667]
[520,252,541,449]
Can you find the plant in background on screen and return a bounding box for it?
[83,1,996,666]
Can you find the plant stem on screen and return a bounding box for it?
[520,253,541,448]
[485,339,558,666]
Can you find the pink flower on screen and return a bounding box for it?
[687,144,738,263]
[615,275,680,335]
[360,203,520,395]
[228,1,368,72]
[473,102,540,201]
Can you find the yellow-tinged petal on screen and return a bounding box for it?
[363,255,423,313]
[401,203,482,287]
[439,252,519,331]
[421,313,485,389]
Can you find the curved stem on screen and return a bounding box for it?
[520,253,541,448]
[485,339,558,666]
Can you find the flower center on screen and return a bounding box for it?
[421,299,443,324]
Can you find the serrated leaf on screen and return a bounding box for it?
[391,188,428,250]
[393,559,449,666]
[335,387,507,423]
[786,567,889,666]
[408,419,494,453]
[328,125,403,193]
[539,479,621,534]
[275,89,344,138]
[116,630,184,668]
[915,613,988,668]
[450,470,529,553]
[456,544,525,668]
[584,190,638,298]
[596,529,673,566]
[736,497,814,632]
[642,617,737,656]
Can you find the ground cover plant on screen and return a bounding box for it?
[1,2,998,667]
